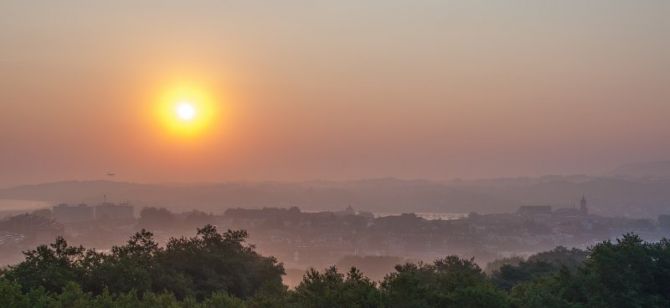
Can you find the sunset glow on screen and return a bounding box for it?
[1,2,669,303]
[1,1,668,184]
[154,84,219,139]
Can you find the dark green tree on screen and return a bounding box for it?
[153,225,285,300]
[5,237,86,293]
[3,225,284,302]
[381,256,510,308]
[290,266,381,308]
[83,229,159,295]
[511,234,670,308]
[491,246,587,290]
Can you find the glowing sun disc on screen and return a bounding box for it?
[176,102,196,121]
[151,81,226,140]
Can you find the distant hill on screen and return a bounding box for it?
[1,177,669,218]
[611,161,670,179]
[0,179,507,215]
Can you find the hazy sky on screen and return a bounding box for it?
[1,0,668,186]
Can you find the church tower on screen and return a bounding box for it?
[579,195,588,215]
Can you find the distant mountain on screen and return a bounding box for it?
[611,161,670,179]
[0,179,507,215]
[1,177,669,218]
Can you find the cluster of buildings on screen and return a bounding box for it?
[0,212,65,265]
[516,196,589,217]
[2,195,668,272]
[52,202,134,223]
[219,196,670,269]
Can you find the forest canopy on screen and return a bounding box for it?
[1,226,669,308]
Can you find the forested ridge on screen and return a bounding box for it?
[1,225,669,308]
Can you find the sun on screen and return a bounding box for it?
[152,83,222,139]
[176,102,197,121]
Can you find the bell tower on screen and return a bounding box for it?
[579,195,588,215]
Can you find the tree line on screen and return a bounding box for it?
[1,225,669,307]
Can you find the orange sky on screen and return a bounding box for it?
[0,1,669,186]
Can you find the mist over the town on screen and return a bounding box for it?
[1,1,669,307]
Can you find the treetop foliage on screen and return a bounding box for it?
[1,229,670,308]
[3,224,284,302]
